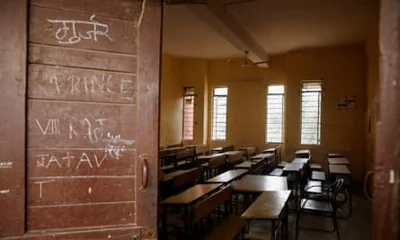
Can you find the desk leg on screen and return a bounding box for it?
[184,206,189,239]
[284,205,289,240]
[271,220,276,240]
[162,206,167,240]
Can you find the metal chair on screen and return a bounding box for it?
[295,179,344,240]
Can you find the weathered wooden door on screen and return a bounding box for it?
[0,0,161,239]
[373,0,400,239]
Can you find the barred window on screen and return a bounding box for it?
[266,85,285,143]
[301,81,322,145]
[183,87,194,140]
[212,87,228,140]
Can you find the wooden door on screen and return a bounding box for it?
[373,0,400,239]
[0,0,161,239]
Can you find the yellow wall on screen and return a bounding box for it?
[285,45,367,180]
[161,45,368,180]
[160,53,183,146]
[365,11,380,172]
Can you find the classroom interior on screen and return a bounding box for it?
[158,0,378,239]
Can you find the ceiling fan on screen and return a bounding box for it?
[226,50,269,67]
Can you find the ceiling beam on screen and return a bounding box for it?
[186,0,269,67]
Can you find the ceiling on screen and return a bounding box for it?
[162,0,378,59]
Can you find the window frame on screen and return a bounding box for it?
[300,81,322,145]
[211,86,228,141]
[182,87,195,141]
[266,85,285,144]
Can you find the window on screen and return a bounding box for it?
[301,81,322,145]
[183,87,194,140]
[212,87,228,140]
[266,85,285,143]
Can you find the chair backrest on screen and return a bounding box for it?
[209,155,227,169]
[194,186,232,221]
[222,145,234,152]
[329,179,345,201]
[173,167,204,189]
[176,148,196,160]
[167,143,183,148]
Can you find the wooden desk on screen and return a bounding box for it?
[262,148,276,153]
[198,153,224,162]
[206,169,248,184]
[160,184,222,205]
[328,153,343,158]
[212,147,223,153]
[328,157,350,165]
[162,170,189,182]
[232,175,288,193]
[242,191,291,240]
[295,149,310,155]
[235,161,252,170]
[239,147,256,155]
[329,165,351,175]
[251,153,273,161]
[291,158,309,165]
[242,191,291,219]
[283,163,304,172]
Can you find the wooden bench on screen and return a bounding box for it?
[173,167,204,192]
[311,171,326,181]
[276,161,289,168]
[202,155,227,178]
[204,216,245,240]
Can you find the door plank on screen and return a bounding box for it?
[28,178,135,205]
[27,101,137,149]
[374,0,400,239]
[29,44,137,73]
[31,0,141,21]
[30,6,138,54]
[28,64,137,104]
[135,2,162,239]
[0,0,28,237]
[28,149,136,177]
[27,202,135,230]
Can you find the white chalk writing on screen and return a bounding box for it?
[105,133,135,160]
[47,14,113,44]
[0,189,10,194]
[69,118,107,142]
[48,73,135,100]
[36,118,60,136]
[36,152,108,169]
[35,180,55,198]
[0,161,13,169]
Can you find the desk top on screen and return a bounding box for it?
[235,161,252,169]
[198,153,224,161]
[207,169,248,183]
[329,165,351,175]
[162,170,189,182]
[160,184,222,205]
[251,153,273,160]
[291,158,309,165]
[232,175,288,193]
[328,157,350,165]
[328,153,343,158]
[295,149,310,154]
[239,147,257,154]
[283,163,304,172]
[262,148,276,153]
[241,191,291,220]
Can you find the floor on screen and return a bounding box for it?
[163,189,372,240]
[251,193,372,240]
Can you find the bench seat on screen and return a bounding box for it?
[268,168,283,176]
[204,216,245,240]
[310,163,322,170]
